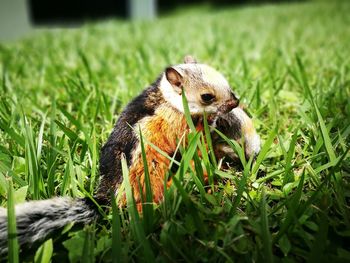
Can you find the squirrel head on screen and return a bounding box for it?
[159,56,239,116]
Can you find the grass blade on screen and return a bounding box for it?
[203,111,217,166]
[282,128,299,185]
[274,170,305,242]
[7,178,19,263]
[252,127,277,177]
[314,105,336,163]
[121,155,155,261]
[139,127,154,234]
[182,90,196,132]
[81,225,95,263]
[34,239,53,263]
[260,188,273,263]
[111,192,122,263]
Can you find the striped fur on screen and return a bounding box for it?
[0,197,98,255]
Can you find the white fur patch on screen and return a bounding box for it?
[246,133,261,157]
[200,65,230,89]
[159,74,184,113]
[231,108,261,157]
[231,108,249,125]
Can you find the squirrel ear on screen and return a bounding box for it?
[165,67,183,94]
[184,55,197,64]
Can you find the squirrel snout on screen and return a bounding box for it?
[218,95,239,114]
[230,92,239,106]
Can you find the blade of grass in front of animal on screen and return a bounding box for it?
[198,133,210,164]
[121,155,155,261]
[142,137,180,166]
[189,155,206,199]
[178,132,201,177]
[201,114,216,188]
[161,133,186,218]
[139,127,154,234]
[34,238,53,263]
[127,122,181,167]
[203,111,217,166]
[170,133,201,210]
[7,178,19,263]
[213,128,246,167]
[191,150,205,184]
[198,133,213,186]
[182,90,196,132]
[170,175,189,212]
[81,224,95,263]
[89,126,98,193]
[111,192,122,263]
[175,161,206,234]
[252,127,277,177]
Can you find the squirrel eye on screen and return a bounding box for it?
[201,93,215,103]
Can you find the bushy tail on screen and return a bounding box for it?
[0,197,99,255]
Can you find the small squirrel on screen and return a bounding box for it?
[97,56,239,208]
[0,56,260,254]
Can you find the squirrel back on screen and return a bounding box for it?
[97,78,165,204]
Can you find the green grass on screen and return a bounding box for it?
[1,0,350,261]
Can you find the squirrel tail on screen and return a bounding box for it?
[0,197,99,255]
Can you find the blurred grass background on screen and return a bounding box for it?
[0,0,349,261]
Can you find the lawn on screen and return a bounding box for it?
[0,0,349,262]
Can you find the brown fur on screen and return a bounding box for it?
[120,104,188,208]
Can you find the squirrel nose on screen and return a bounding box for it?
[218,94,239,114]
[225,92,240,112]
[225,98,239,112]
[230,92,239,107]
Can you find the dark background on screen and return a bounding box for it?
[29,0,303,24]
